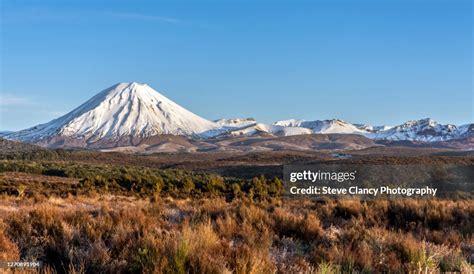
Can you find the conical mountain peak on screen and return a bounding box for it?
[6,83,218,144]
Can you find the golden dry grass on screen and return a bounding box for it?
[0,195,472,273]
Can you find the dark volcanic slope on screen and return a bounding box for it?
[55,133,380,153]
[218,134,378,151]
[197,133,378,152]
[377,136,474,150]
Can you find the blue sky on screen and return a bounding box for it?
[1,0,472,131]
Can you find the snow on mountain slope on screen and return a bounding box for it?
[274,118,472,142]
[374,125,394,132]
[274,119,367,135]
[214,118,256,127]
[457,124,474,137]
[354,124,393,132]
[217,123,312,137]
[5,82,218,143]
[273,119,306,127]
[275,126,313,136]
[312,119,367,134]
[369,118,459,141]
[253,124,312,136]
[197,118,259,138]
[214,117,472,141]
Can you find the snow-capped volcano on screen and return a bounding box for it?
[5,82,217,144]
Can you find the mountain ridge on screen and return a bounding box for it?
[3,82,472,150]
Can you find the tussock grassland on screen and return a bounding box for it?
[0,155,472,273]
[0,195,472,273]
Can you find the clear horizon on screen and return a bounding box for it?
[1,0,472,131]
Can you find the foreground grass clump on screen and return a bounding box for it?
[0,196,472,273]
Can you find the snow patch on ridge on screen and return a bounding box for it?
[274,119,367,135]
[368,118,461,141]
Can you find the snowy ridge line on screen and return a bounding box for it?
[3,82,473,145]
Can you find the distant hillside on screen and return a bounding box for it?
[0,138,59,159]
